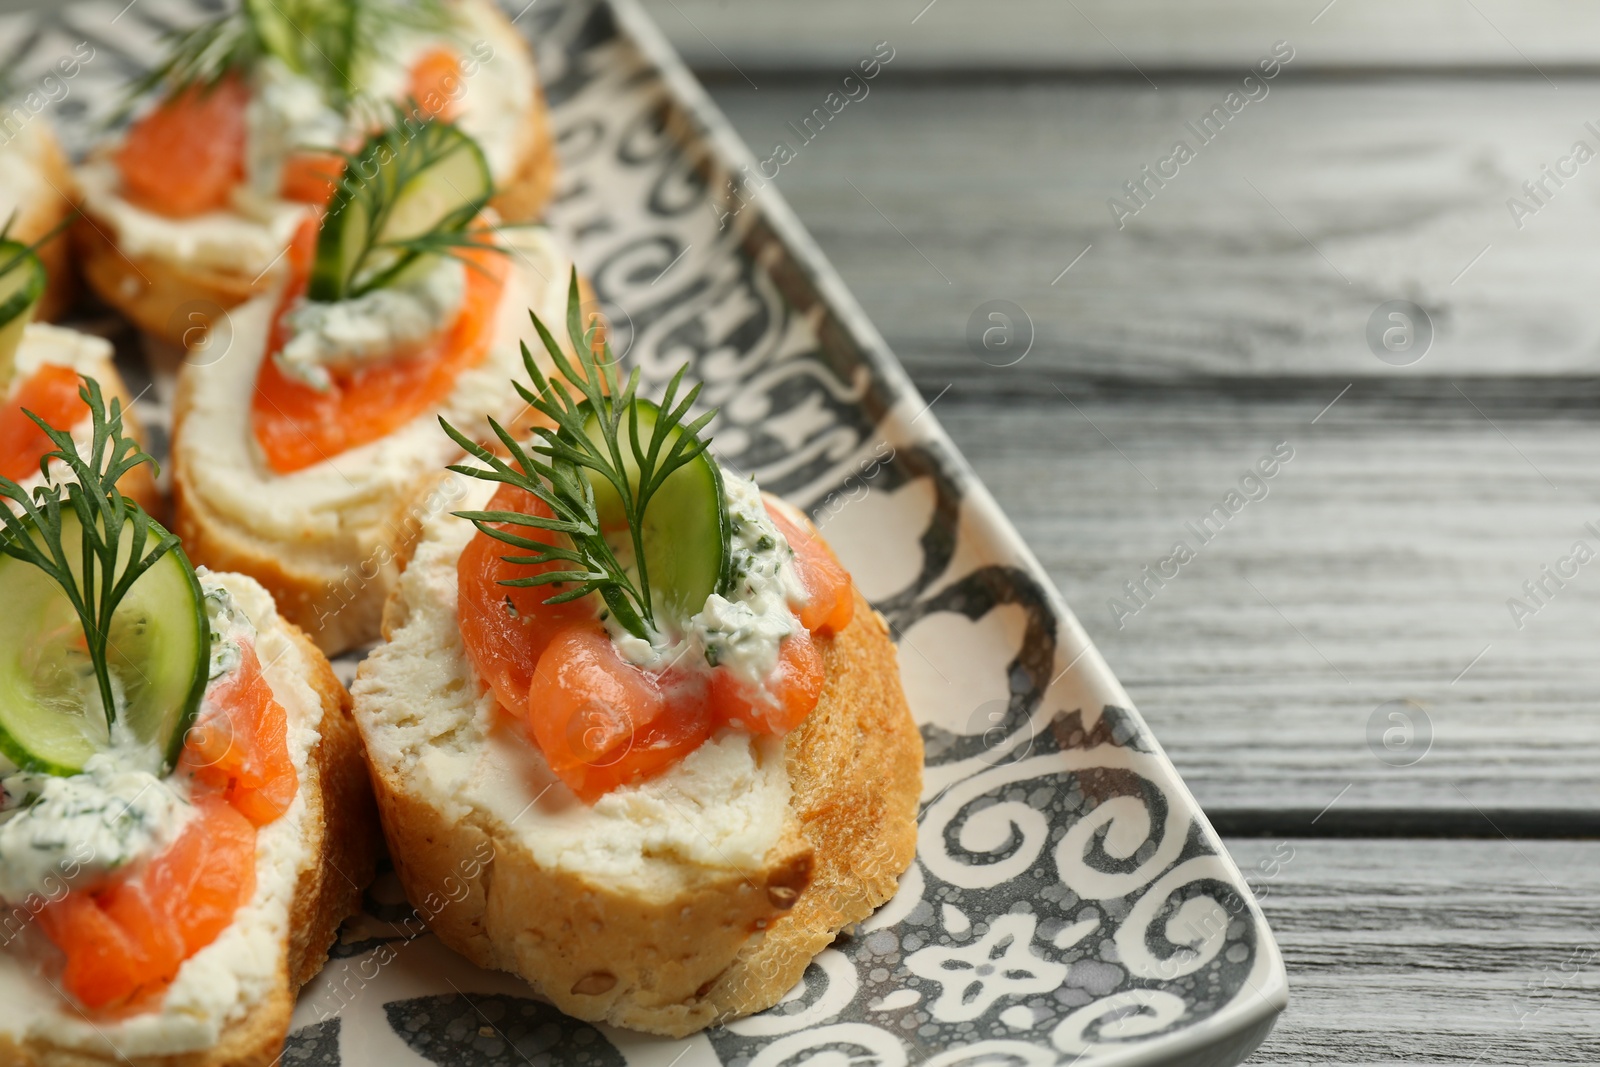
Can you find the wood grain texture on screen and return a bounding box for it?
[707,77,1600,380]
[639,0,1600,73]
[1226,838,1600,1064]
[932,390,1600,816]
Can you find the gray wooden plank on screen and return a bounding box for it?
[932,389,1600,815]
[706,77,1600,379]
[7,0,1600,71]
[1226,837,1600,1064]
[641,0,1600,73]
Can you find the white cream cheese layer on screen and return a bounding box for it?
[176,226,569,550]
[352,478,792,887]
[75,0,538,280]
[77,159,310,278]
[243,58,345,198]
[0,571,324,1057]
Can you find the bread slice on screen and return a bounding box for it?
[9,323,158,515]
[351,479,922,1037]
[170,229,580,656]
[2,122,77,323]
[73,0,558,349]
[0,572,378,1067]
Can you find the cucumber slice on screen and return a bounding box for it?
[0,512,208,776]
[309,122,493,300]
[0,239,46,392]
[580,400,731,617]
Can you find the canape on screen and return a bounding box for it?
[0,381,376,1064]
[172,115,577,655]
[1,231,155,512]
[352,287,923,1037]
[76,0,556,345]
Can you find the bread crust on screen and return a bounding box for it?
[12,125,78,323]
[0,621,378,1067]
[169,432,410,657]
[74,94,557,349]
[357,519,922,1037]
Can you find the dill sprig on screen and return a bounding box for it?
[0,379,176,732]
[441,272,717,642]
[310,112,502,301]
[121,0,453,118]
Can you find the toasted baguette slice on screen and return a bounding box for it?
[0,572,378,1067]
[350,479,922,1037]
[9,323,158,515]
[73,0,556,348]
[2,123,77,323]
[170,228,579,656]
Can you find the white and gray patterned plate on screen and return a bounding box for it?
[0,0,1288,1063]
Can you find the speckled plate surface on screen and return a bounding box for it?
[2,0,1287,1062]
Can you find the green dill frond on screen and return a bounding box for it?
[120,0,456,119]
[442,272,719,642]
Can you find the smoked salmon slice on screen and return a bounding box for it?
[251,241,509,473]
[0,364,87,483]
[180,640,299,827]
[115,76,249,218]
[38,795,257,1011]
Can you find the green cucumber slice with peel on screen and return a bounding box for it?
[0,239,46,392]
[309,122,493,300]
[0,512,208,776]
[580,399,731,617]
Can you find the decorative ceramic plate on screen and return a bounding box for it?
[1,0,1288,1062]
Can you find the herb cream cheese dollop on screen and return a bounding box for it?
[608,473,807,687]
[275,255,467,391]
[0,758,192,905]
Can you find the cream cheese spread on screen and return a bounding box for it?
[243,58,345,198]
[276,254,467,391]
[76,158,309,278]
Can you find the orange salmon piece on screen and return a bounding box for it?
[766,500,855,635]
[38,796,257,1012]
[180,640,299,827]
[0,365,87,483]
[115,76,249,218]
[408,47,464,121]
[458,482,599,719]
[251,241,510,473]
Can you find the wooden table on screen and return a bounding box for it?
[632,0,1600,1061]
